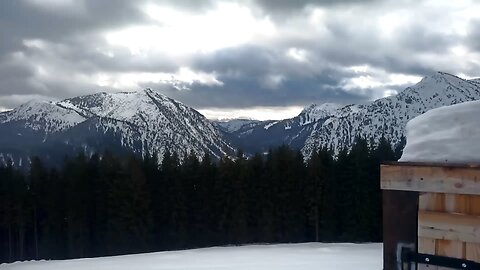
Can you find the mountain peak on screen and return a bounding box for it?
[417,71,465,85]
[302,72,480,158]
[399,71,476,100]
[301,103,340,114]
[0,89,234,167]
[298,103,341,126]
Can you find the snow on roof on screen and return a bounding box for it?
[399,100,480,163]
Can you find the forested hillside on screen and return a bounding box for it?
[0,138,401,263]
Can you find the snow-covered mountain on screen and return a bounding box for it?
[0,89,234,167]
[2,72,479,166]
[214,119,261,133]
[298,103,341,126]
[302,72,480,158]
[217,72,480,157]
[220,103,341,154]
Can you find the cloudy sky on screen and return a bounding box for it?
[1,0,479,120]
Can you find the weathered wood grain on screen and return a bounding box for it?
[418,211,480,243]
[381,164,480,195]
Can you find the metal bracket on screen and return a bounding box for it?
[401,247,480,270]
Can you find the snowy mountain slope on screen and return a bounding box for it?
[223,103,341,154]
[299,103,341,126]
[0,100,86,133]
[469,78,480,87]
[214,119,261,133]
[302,72,480,158]
[0,89,234,167]
[60,89,234,160]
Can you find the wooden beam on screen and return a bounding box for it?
[418,211,480,244]
[382,161,480,168]
[382,190,418,270]
[380,164,480,195]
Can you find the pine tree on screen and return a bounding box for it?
[106,155,153,254]
[0,161,28,262]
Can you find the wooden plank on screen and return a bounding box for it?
[437,239,465,270]
[419,193,444,211]
[466,195,480,263]
[381,164,480,195]
[444,194,468,213]
[418,237,437,270]
[466,243,480,263]
[418,211,480,244]
[418,227,478,244]
[437,194,468,270]
[467,195,480,215]
[432,194,468,270]
[383,161,480,168]
[418,193,444,270]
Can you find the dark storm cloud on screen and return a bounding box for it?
[0,0,150,101]
[0,0,186,105]
[252,0,378,13]
[468,20,480,51]
[148,46,367,108]
[0,0,147,40]
[142,72,366,109]
[0,0,479,115]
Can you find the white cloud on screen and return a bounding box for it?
[287,48,308,62]
[341,65,422,98]
[23,39,48,50]
[388,74,422,85]
[383,89,398,98]
[198,106,304,121]
[377,12,409,38]
[106,2,276,55]
[343,73,421,90]
[93,67,223,90]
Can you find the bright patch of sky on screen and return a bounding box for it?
[199,106,304,121]
[106,2,276,55]
[94,68,222,90]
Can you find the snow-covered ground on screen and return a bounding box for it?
[400,100,480,163]
[0,243,382,270]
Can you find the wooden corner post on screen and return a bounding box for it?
[381,162,480,270]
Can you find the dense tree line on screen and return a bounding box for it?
[0,137,402,263]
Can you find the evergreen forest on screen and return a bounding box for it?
[0,137,402,263]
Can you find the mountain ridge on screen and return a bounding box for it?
[301,71,480,158]
[2,71,480,167]
[0,88,234,168]
[216,72,480,158]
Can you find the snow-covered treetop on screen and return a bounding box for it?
[400,100,480,163]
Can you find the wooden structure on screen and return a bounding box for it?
[380,162,480,270]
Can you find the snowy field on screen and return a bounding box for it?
[0,243,382,270]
